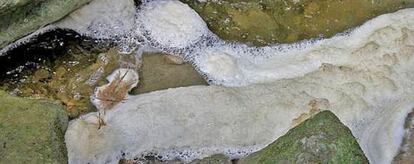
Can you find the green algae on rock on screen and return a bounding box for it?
[240,111,368,164]
[0,91,68,163]
[182,0,414,45]
[131,53,207,94]
[0,0,92,49]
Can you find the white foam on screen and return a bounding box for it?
[54,0,136,40]
[137,0,209,49]
[65,2,414,163]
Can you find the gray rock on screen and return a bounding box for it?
[0,0,92,49]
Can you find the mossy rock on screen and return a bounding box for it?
[0,0,92,49]
[240,110,368,164]
[182,0,414,46]
[0,91,68,163]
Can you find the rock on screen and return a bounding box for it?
[393,109,414,164]
[0,90,68,163]
[240,111,368,164]
[181,0,414,46]
[136,0,209,49]
[131,53,207,94]
[53,0,136,40]
[0,0,92,49]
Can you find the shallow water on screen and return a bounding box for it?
[0,29,112,118]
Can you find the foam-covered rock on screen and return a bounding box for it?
[54,0,136,40]
[137,0,209,48]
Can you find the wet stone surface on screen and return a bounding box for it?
[182,0,414,46]
[131,53,207,94]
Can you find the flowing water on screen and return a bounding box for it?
[2,0,414,164]
[58,1,414,164]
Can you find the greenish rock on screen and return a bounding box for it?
[182,0,414,46]
[131,53,207,94]
[0,0,92,49]
[0,91,68,163]
[240,111,368,164]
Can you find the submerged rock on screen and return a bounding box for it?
[0,0,92,49]
[131,53,207,94]
[182,0,414,45]
[0,91,68,163]
[240,111,368,163]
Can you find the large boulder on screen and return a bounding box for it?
[0,0,92,49]
[182,0,414,46]
[240,111,368,163]
[0,91,68,163]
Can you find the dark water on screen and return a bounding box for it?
[0,29,82,83]
[0,29,110,86]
